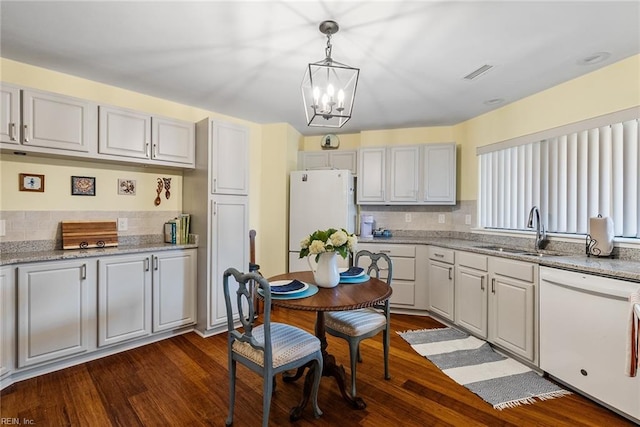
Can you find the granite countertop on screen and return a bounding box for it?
[359,236,640,283]
[0,242,198,266]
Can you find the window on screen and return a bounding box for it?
[477,108,639,239]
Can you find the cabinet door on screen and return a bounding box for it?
[97,254,151,347]
[98,105,151,159]
[427,259,455,321]
[0,266,15,377]
[389,146,419,202]
[17,260,92,367]
[151,116,195,166]
[422,143,456,204]
[488,274,534,361]
[0,84,20,144]
[152,249,197,332]
[329,151,357,174]
[455,266,488,338]
[22,89,93,152]
[299,151,329,170]
[210,195,249,328]
[211,121,249,195]
[357,148,386,203]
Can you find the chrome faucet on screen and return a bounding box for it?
[527,206,548,251]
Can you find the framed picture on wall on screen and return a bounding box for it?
[19,173,45,192]
[71,176,96,196]
[118,179,136,195]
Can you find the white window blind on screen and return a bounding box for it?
[478,108,640,239]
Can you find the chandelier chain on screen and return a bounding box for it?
[325,34,333,60]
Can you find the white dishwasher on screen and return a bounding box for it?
[540,266,640,423]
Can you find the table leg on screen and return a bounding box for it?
[289,311,366,421]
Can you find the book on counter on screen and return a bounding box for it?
[164,213,190,244]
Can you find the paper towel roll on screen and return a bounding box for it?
[589,216,614,256]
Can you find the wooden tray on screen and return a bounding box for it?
[62,220,118,250]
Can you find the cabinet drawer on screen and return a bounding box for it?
[390,280,415,306]
[428,246,454,264]
[457,251,488,271]
[356,255,414,281]
[490,257,535,282]
[358,243,415,258]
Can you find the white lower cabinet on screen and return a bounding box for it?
[357,243,427,311]
[98,254,152,347]
[152,250,197,332]
[17,259,95,368]
[454,251,488,337]
[427,246,455,321]
[488,257,537,363]
[0,266,15,378]
[97,249,197,346]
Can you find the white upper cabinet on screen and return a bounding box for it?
[298,150,357,174]
[357,147,386,203]
[151,116,195,166]
[0,84,96,152]
[211,120,249,195]
[99,105,151,159]
[358,142,456,205]
[98,105,195,168]
[0,83,20,144]
[389,145,420,202]
[422,143,456,204]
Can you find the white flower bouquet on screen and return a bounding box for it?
[299,228,358,261]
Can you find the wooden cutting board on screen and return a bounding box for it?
[62,220,118,250]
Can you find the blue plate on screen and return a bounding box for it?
[339,274,370,284]
[258,284,319,300]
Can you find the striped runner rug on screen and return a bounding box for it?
[398,327,571,410]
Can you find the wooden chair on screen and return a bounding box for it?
[323,250,392,398]
[223,267,323,427]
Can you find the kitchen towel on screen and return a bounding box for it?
[588,215,614,256]
[626,288,640,377]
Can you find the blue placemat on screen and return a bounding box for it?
[258,284,319,300]
[339,274,370,284]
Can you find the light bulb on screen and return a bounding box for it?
[321,94,328,111]
[337,89,345,108]
[313,87,320,106]
[327,84,335,98]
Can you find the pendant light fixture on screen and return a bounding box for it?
[301,20,359,128]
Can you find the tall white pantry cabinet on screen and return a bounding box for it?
[183,118,250,336]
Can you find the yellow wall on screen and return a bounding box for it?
[454,54,640,200]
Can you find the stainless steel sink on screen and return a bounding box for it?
[477,245,524,253]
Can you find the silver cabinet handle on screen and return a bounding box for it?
[213,201,217,215]
[144,257,150,271]
[81,264,87,280]
[434,253,444,258]
[379,249,391,253]
[213,178,217,193]
[448,267,452,280]
[480,276,485,291]
[9,123,17,141]
[23,124,29,143]
[491,278,496,294]
[153,255,158,271]
[153,143,157,158]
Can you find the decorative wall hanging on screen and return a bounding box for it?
[155,178,163,206]
[71,176,96,196]
[118,179,136,195]
[163,177,172,199]
[19,173,45,192]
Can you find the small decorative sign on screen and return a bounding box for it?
[71,176,96,196]
[19,173,45,192]
[118,179,136,195]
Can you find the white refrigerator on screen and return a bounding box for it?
[288,169,356,272]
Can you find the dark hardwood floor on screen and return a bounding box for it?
[1,311,636,426]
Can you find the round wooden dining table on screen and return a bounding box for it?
[266,271,392,420]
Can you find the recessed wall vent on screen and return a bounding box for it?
[463,64,494,80]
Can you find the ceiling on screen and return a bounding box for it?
[1,1,639,137]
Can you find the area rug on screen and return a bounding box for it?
[398,327,571,410]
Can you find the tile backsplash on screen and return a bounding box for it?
[0,210,181,251]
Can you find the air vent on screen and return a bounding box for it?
[463,64,494,80]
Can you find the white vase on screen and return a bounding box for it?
[307,251,340,288]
